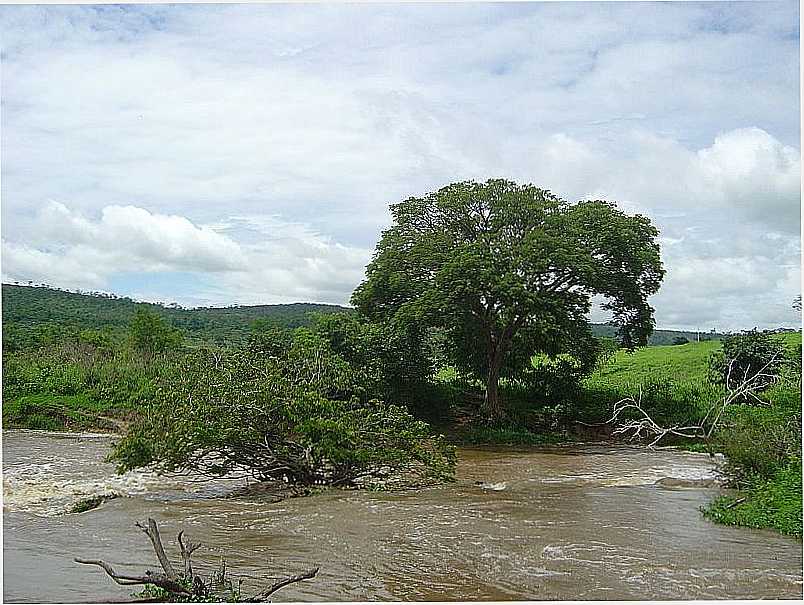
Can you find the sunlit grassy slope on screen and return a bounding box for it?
[588,332,801,387]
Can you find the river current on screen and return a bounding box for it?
[3,429,802,601]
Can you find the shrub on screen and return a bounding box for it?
[703,459,802,537]
[713,396,802,484]
[708,330,787,391]
[129,308,182,354]
[110,345,456,487]
[521,353,585,403]
[312,313,444,417]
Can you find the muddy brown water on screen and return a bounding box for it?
[3,429,802,602]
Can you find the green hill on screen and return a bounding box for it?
[2,284,350,348]
[588,322,727,346]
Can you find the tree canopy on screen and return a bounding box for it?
[352,179,665,419]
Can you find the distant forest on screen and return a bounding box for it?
[2,283,728,349]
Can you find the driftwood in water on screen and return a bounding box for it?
[75,517,319,602]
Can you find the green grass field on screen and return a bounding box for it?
[580,333,801,424]
[591,339,722,384]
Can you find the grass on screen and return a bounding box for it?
[577,341,724,429]
[703,460,802,537]
[579,332,802,427]
[2,393,125,431]
[592,339,722,384]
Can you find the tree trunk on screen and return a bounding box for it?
[483,352,505,421]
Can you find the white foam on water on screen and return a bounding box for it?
[2,461,187,515]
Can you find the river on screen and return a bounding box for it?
[3,429,802,601]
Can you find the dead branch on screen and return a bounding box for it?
[608,354,780,447]
[248,568,320,602]
[77,518,319,602]
[177,530,201,579]
[73,559,191,595]
[136,518,177,580]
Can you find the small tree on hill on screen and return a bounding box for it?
[129,307,182,354]
[708,330,787,392]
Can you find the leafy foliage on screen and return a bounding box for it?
[708,329,789,391]
[129,308,183,354]
[311,313,445,417]
[353,179,664,419]
[110,336,456,487]
[3,283,348,348]
[712,400,801,482]
[703,459,802,538]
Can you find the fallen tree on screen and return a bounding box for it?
[109,343,456,488]
[76,518,318,602]
[608,354,783,446]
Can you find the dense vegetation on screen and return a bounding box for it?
[2,283,725,349]
[2,283,348,349]
[112,330,455,487]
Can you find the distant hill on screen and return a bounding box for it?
[589,323,728,346]
[1,284,349,346]
[2,283,727,348]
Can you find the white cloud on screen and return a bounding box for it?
[0,3,799,329]
[519,127,800,233]
[1,203,371,306]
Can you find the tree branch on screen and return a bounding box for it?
[136,518,177,580]
[78,519,319,602]
[608,353,781,446]
[247,568,320,602]
[177,530,201,579]
[73,559,191,595]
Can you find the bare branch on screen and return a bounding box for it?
[608,353,781,447]
[136,518,177,579]
[177,530,201,579]
[247,568,320,602]
[78,519,320,602]
[73,559,191,595]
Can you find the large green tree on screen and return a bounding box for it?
[352,179,664,420]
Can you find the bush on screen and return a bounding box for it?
[312,313,446,418]
[713,403,801,483]
[110,345,456,487]
[703,459,802,537]
[521,353,585,402]
[3,394,110,430]
[2,337,179,428]
[129,308,182,354]
[708,330,787,391]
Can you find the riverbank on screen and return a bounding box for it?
[4,334,801,537]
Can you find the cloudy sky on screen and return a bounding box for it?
[1,2,800,331]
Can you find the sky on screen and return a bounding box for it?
[0,1,800,331]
